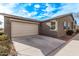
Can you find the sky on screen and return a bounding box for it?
[0,3,79,26]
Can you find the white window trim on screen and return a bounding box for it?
[50,20,58,31]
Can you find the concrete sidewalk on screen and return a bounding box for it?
[55,34,79,56]
[13,41,44,56]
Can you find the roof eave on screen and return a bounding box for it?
[0,13,40,22]
[41,13,73,23]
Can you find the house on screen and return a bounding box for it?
[76,25,79,30]
[39,13,77,37]
[0,13,77,39]
[0,13,39,39]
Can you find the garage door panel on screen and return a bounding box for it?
[11,21,38,37]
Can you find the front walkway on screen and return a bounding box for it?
[55,34,79,56]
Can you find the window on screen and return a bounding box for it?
[50,21,57,30]
[64,21,68,29]
[64,21,71,30]
[51,22,56,30]
[46,20,57,31]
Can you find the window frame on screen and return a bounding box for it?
[50,20,57,31]
[64,21,68,29]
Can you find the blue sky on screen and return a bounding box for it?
[0,3,79,25]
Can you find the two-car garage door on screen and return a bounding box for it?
[11,21,38,37]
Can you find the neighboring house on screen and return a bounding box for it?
[0,13,77,39]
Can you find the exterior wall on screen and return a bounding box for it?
[57,15,76,37]
[3,14,76,38]
[4,17,11,39]
[39,21,58,38]
[73,21,77,32]
[39,15,76,37]
[4,17,39,38]
[76,25,79,30]
[64,15,76,31]
[57,18,65,37]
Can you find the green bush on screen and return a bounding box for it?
[0,32,4,35]
[0,45,9,56]
[0,34,8,41]
[0,34,10,56]
[66,30,74,36]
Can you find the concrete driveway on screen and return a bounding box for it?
[12,35,65,56]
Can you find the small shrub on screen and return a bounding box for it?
[0,32,4,35]
[0,28,3,31]
[0,45,9,56]
[0,34,10,56]
[66,30,74,36]
[0,34,8,41]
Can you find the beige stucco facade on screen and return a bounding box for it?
[57,15,76,37]
[39,14,76,37]
[3,15,39,39]
[0,13,76,39]
[76,25,79,30]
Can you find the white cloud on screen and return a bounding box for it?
[0,3,18,28]
[46,4,56,12]
[51,4,79,18]
[38,3,79,20]
[0,3,17,14]
[36,15,44,18]
[35,12,54,20]
[26,12,37,17]
[43,3,56,13]
[16,8,37,18]
[27,3,32,6]
[46,6,53,12]
[40,3,56,20]
[47,4,79,25]
[1,3,79,22]
[34,4,40,8]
